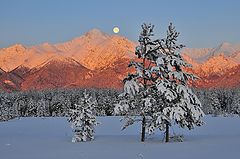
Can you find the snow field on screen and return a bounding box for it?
[0,116,240,159]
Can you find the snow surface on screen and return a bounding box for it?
[0,116,240,159]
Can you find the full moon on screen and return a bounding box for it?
[113,27,120,33]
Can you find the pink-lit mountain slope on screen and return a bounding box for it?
[0,29,239,91]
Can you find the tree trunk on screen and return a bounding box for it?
[141,116,146,142]
[165,123,169,143]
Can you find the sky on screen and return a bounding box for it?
[0,0,240,48]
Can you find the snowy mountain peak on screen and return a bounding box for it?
[32,42,62,54]
[219,42,231,47]
[9,43,25,49]
[195,54,238,76]
[42,42,52,47]
[210,42,237,57]
[2,44,26,53]
[35,55,82,68]
[85,29,109,39]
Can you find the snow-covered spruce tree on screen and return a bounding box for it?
[0,94,9,121]
[232,88,240,115]
[68,91,98,142]
[0,94,18,121]
[114,23,204,142]
[208,89,234,116]
[26,98,37,117]
[37,99,47,117]
[208,90,222,116]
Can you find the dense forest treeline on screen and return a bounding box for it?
[0,88,240,121]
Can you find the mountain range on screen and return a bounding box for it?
[0,29,239,92]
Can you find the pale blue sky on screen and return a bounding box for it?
[0,0,239,48]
